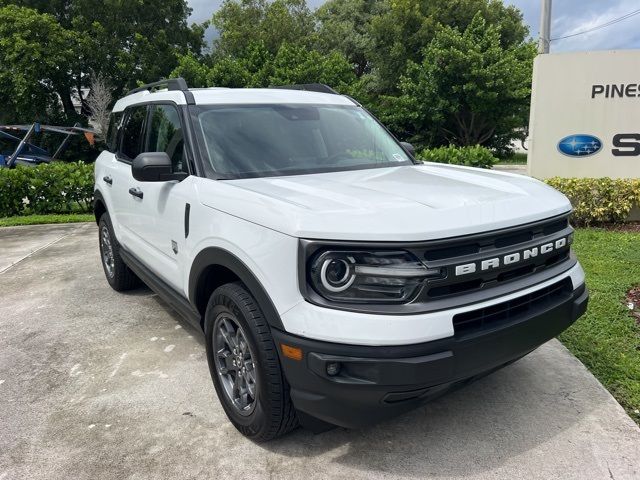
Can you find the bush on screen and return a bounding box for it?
[417,145,498,169]
[0,162,94,218]
[545,177,640,226]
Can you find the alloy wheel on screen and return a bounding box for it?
[213,315,258,416]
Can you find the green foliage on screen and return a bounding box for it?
[315,0,385,76]
[545,178,640,226]
[368,0,529,92]
[0,1,204,123]
[0,163,94,218]
[417,145,498,169]
[497,152,527,165]
[566,229,640,424]
[0,213,94,227]
[0,5,78,122]
[212,0,314,56]
[268,44,356,87]
[391,14,535,149]
[172,41,356,89]
[1,0,536,157]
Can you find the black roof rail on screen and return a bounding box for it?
[270,83,339,95]
[126,77,188,95]
[125,77,194,105]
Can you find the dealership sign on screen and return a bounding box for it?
[528,50,640,178]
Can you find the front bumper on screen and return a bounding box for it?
[273,283,588,429]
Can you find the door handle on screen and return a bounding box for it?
[128,187,143,199]
[103,175,113,185]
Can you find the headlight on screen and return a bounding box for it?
[308,250,440,304]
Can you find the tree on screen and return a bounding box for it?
[268,43,356,87]
[0,5,80,123]
[172,41,355,90]
[212,0,314,57]
[392,13,535,150]
[0,0,205,120]
[369,0,529,92]
[315,0,385,77]
[86,73,112,140]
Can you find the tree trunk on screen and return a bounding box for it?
[58,89,76,117]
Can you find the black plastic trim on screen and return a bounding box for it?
[126,77,189,96]
[273,283,588,428]
[188,247,285,330]
[184,203,190,238]
[270,83,339,95]
[119,248,202,329]
[93,189,106,224]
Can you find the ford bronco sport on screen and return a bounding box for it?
[94,78,588,441]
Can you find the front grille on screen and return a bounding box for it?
[452,278,573,337]
[417,214,574,299]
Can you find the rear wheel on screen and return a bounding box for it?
[204,282,298,441]
[98,212,140,291]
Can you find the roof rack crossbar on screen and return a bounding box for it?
[270,83,339,95]
[126,77,189,96]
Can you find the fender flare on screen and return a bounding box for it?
[189,247,285,330]
[93,189,106,224]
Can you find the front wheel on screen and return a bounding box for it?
[204,282,298,441]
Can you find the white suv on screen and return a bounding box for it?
[94,78,588,441]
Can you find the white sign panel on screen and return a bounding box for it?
[528,50,640,179]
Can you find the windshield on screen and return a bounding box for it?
[194,104,413,178]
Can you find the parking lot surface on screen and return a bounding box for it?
[1,223,638,480]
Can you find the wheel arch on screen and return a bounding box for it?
[189,247,285,331]
[93,189,107,225]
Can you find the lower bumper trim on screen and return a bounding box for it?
[273,284,588,429]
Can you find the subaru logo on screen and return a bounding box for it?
[558,134,602,157]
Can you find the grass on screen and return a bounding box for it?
[562,229,640,424]
[0,213,94,227]
[496,152,527,165]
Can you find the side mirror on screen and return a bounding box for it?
[132,152,187,182]
[400,141,415,157]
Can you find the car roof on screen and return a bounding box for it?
[112,87,355,113]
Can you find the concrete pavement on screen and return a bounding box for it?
[0,223,638,480]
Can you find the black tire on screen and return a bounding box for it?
[98,212,140,291]
[204,282,298,441]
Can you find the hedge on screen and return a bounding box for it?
[417,145,498,169]
[0,162,94,218]
[545,178,640,226]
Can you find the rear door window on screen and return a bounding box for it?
[119,106,147,161]
[106,112,124,153]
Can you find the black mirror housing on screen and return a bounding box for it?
[132,152,186,182]
[400,141,415,157]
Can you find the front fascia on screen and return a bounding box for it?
[281,262,585,346]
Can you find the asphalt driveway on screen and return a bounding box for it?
[0,223,638,480]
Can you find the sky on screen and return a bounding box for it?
[187,0,640,53]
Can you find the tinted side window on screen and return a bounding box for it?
[106,112,123,153]
[120,106,147,160]
[148,104,187,173]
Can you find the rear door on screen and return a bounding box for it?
[111,104,149,256]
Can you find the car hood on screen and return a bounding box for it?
[198,164,571,241]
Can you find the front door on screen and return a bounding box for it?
[129,103,195,293]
